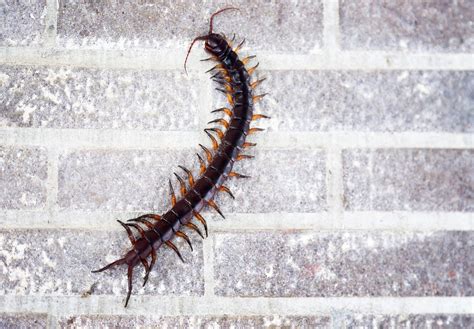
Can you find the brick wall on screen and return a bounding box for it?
[0,1,473,328]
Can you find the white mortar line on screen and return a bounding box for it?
[0,296,472,316]
[322,0,340,52]
[1,210,472,231]
[1,47,474,71]
[1,129,472,150]
[42,0,59,48]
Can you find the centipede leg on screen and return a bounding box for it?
[193,211,208,237]
[124,265,134,307]
[143,247,156,287]
[91,257,126,273]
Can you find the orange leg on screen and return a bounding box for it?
[193,211,208,237]
[165,240,184,263]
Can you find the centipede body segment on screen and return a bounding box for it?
[92,8,268,307]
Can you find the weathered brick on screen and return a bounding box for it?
[57,0,323,52]
[0,229,203,297]
[254,70,473,132]
[0,65,199,130]
[0,0,46,46]
[340,0,474,51]
[58,315,329,329]
[214,149,326,213]
[343,149,473,211]
[214,231,473,297]
[341,314,472,329]
[59,149,326,213]
[58,149,197,211]
[0,146,47,209]
[0,313,48,329]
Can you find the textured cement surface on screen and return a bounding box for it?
[257,70,474,132]
[57,315,330,329]
[340,0,474,51]
[0,0,47,46]
[0,146,48,210]
[0,65,200,130]
[214,231,473,297]
[0,313,48,329]
[343,149,474,211]
[338,314,473,328]
[0,229,203,297]
[0,0,472,326]
[58,0,323,52]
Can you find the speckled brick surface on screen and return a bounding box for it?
[343,149,474,211]
[0,313,48,329]
[0,146,48,210]
[340,0,474,51]
[214,231,473,297]
[214,149,326,213]
[257,71,474,132]
[58,149,197,211]
[339,314,473,329]
[58,315,330,329]
[57,0,323,52]
[0,229,203,297]
[0,0,46,46]
[58,149,326,213]
[0,65,200,130]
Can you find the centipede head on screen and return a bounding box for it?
[184,7,240,74]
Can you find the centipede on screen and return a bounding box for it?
[92,8,268,307]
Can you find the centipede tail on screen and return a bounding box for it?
[93,7,267,307]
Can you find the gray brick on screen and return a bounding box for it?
[59,149,326,213]
[58,149,197,211]
[340,0,474,52]
[255,70,473,132]
[343,149,473,211]
[0,146,47,209]
[0,0,46,46]
[58,315,329,329]
[0,65,199,130]
[214,231,473,297]
[0,313,48,329]
[0,229,203,297]
[57,0,323,52]
[341,314,472,329]
[214,149,326,213]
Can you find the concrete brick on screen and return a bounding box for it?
[57,0,323,52]
[0,313,48,329]
[58,149,198,211]
[0,65,199,130]
[0,229,203,297]
[343,149,473,211]
[340,0,474,52]
[214,149,326,213]
[0,0,46,46]
[58,315,329,329]
[341,314,472,329]
[214,231,473,297]
[59,149,326,213]
[0,146,47,210]
[256,70,473,132]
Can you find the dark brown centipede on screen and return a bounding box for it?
[92,7,268,307]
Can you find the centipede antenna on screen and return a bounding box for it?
[184,35,208,75]
[209,7,239,33]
